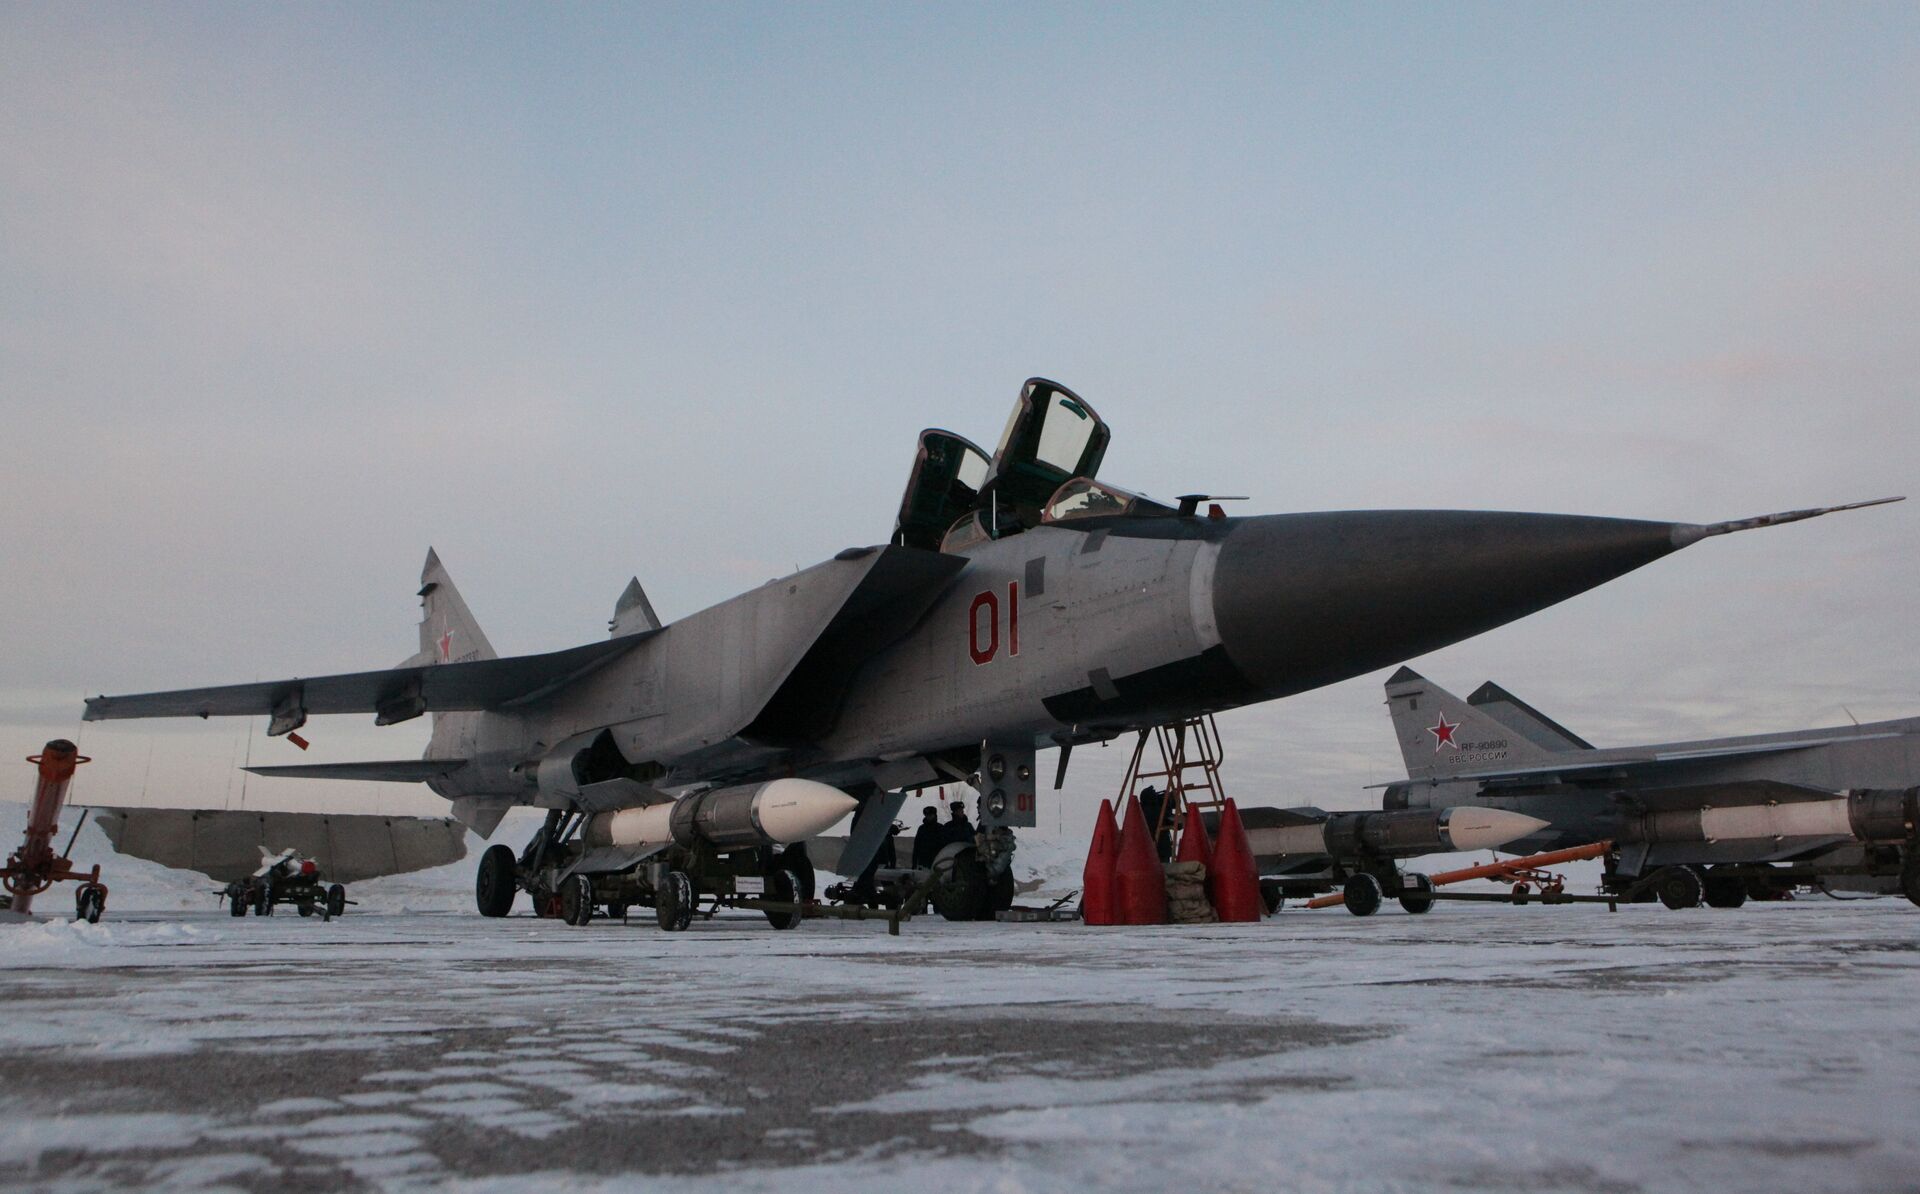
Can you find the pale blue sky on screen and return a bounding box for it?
[2,4,1914,823]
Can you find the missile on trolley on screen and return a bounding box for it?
[583,779,858,853]
[1235,804,1549,863]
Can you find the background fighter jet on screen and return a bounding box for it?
[1380,669,1920,909]
[81,379,1901,923]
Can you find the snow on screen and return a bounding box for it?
[0,899,1910,1191]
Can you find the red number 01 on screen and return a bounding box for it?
[968,581,1020,665]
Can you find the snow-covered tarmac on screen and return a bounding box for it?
[0,899,1913,1193]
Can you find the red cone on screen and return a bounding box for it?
[1080,799,1120,925]
[1174,803,1216,911]
[1114,794,1168,924]
[1210,798,1263,922]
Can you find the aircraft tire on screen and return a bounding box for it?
[562,874,594,926]
[1344,872,1383,917]
[326,884,347,919]
[1703,871,1748,909]
[990,869,1016,913]
[931,850,992,922]
[657,871,694,932]
[1656,866,1704,910]
[475,845,517,918]
[764,868,805,930]
[1399,873,1435,915]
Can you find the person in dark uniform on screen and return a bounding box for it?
[1138,785,1175,863]
[946,800,974,850]
[910,805,944,869]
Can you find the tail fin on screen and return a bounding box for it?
[1385,667,1568,780]
[413,549,497,666]
[402,549,494,760]
[1466,681,1593,751]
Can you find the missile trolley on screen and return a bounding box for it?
[472,778,891,931]
[221,848,350,920]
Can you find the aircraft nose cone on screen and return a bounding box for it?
[1211,510,1681,698]
[1438,806,1554,853]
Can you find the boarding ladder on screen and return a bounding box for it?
[1117,715,1227,856]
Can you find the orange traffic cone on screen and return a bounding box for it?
[1081,799,1119,925]
[1211,798,1263,922]
[1114,794,1168,925]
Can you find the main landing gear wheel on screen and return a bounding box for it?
[326,884,347,920]
[657,870,694,932]
[562,874,594,926]
[1399,873,1435,915]
[74,885,105,924]
[1344,872,1384,917]
[931,849,993,922]
[763,868,805,931]
[1703,870,1747,909]
[475,844,517,918]
[1656,866,1704,910]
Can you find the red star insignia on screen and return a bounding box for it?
[1428,713,1459,751]
[439,628,454,662]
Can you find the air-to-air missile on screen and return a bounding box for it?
[1379,670,1920,909]
[582,780,858,852]
[80,378,1905,929]
[1242,805,1551,861]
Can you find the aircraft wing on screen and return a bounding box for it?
[1374,731,1903,786]
[241,759,468,782]
[83,633,655,723]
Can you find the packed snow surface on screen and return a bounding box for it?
[0,898,1914,1192]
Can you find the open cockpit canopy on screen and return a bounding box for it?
[896,378,1146,553]
[892,430,991,551]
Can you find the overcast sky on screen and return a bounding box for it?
[2,4,1915,835]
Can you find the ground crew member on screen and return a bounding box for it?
[946,800,974,849]
[911,805,944,869]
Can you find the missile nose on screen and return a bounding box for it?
[753,779,859,843]
[1210,511,1683,698]
[1438,806,1553,853]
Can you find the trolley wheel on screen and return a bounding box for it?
[75,885,105,924]
[607,902,628,922]
[297,902,314,918]
[1511,882,1531,905]
[1902,852,1920,909]
[1703,870,1748,909]
[1656,865,1704,910]
[229,891,248,918]
[1344,872,1384,917]
[1398,873,1435,915]
[475,844,517,918]
[326,884,347,920]
[777,843,816,902]
[764,868,805,931]
[561,874,594,926]
[657,871,694,932]
[1260,883,1285,915]
[255,883,274,916]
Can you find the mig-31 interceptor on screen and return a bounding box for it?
[1379,669,1920,908]
[82,378,1902,927]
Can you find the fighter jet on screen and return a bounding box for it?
[81,378,1902,924]
[1379,669,1920,909]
